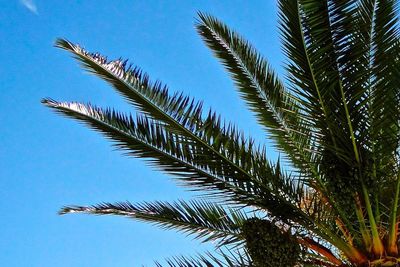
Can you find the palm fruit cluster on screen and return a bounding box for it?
[241,218,300,267]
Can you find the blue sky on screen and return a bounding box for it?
[0,1,282,266]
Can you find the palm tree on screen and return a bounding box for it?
[42,0,400,266]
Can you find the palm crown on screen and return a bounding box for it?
[43,1,400,266]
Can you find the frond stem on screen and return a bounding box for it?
[388,172,400,255]
[361,183,384,256]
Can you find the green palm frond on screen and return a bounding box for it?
[60,200,247,247]
[42,99,239,196]
[154,249,252,267]
[155,255,217,267]
[195,13,319,178]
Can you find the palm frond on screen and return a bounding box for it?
[42,99,236,195]
[155,255,216,267]
[60,200,247,247]
[195,13,320,180]
[154,249,251,267]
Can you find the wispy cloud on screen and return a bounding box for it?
[20,0,38,15]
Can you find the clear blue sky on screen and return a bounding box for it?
[0,1,282,266]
